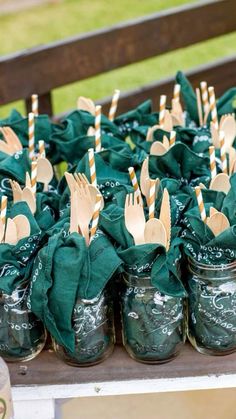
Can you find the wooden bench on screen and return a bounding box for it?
[1,1,236,418]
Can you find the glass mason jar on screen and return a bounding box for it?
[121,272,186,364]
[187,258,236,355]
[0,358,14,419]
[0,284,46,362]
[53,289,115,366]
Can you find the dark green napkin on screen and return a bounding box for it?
[0,149,31,199]
[149,143,210,186]
[176,71,198,123]
[121,279,185,361]
[35,191,60,233]
[0,284,45,360]
[0,202,41,295]
[100,203,186,297]
[29,225,122,352]
[114,100,157,138]
[181,178,236,265]
[187,270,236,353]
[0,111,53,156]
[176,71,236,125]
[59,148,140,209]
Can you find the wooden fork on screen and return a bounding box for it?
[124,193,146,245]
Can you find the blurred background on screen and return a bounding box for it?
[1,1,236,418]
[0,0,235,118]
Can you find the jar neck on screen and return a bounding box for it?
[188,257,236,281]
[122,271,153,288]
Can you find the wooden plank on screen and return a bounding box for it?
[0,0,236,105]
[98,55,236,114]
[8,344,236,390]
[54,54,236,119]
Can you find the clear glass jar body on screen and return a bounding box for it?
[53,289,115,367]
[121,272,186,364]
[0,285,46,362]
[187,258,236,355]
[0,358,14,419]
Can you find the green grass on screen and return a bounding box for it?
[0,0,235,117]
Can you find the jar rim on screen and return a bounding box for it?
[188,256,236,271]
[123,270,151,280]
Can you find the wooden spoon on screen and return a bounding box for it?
[0,141,12,155]
[163,110,173,132]
[150,141,168,156]
[228,146,236,175]
[159,188,171,251]
[171,99,183,118]
[25,172,31,189]
[171,113,183,127]
[22,187,36,214]
[5,218,18,245]
[162,135,170,150]
[144,218,167,247]
[140,157,150,200]
[207,212,230,237]
[220,115,236,150]
[209,173,231,194]
[146,125,159,142]
[87,126,96,136]
[37,158,54,191]
[209,207,219,217]
[0,219,4,243]
[12,215,31,241]
[0,127,22,153]
[77,96,96,115]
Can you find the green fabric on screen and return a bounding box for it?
[114,100,157,138]
[176,71,198,123]
[0,202,41,295]
[54,289,114,365]
[176,71,236,125]
[0,150,31,199]
[29,226,122,352]
[0,284,45,361]
[58,149,139,209]
[35,191,60,233]
[121,275,185,362]
[149,143,210,186]
[0,111,53,155]
[100,204,186,297]
[181,175,236,264]
[217,88,236,118]
[187,267,236,353]
[50,130,131,165]
[64,109,122,139]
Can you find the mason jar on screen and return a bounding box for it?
[121,272,186,364]
[53,289,115,366]
[0,284,46,362]
[0,358,14,419]
[187,258,236,355]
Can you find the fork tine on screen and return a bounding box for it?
[74,173,80,184]
[82,173,89,184]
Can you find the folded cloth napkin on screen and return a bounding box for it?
[28,225,122,352]
[100,202,186,298]
[0,202,41,294]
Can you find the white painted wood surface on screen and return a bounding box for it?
[12,372,236,418]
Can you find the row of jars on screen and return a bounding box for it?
[1,258,236,365]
